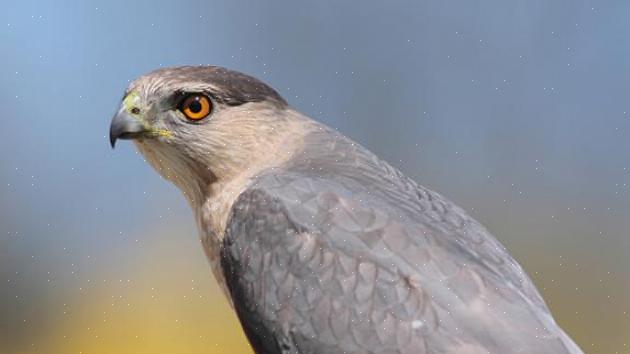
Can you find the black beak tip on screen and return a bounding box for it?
[109,128,118,149]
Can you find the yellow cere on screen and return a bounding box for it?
[122,90,172,139]
[123,90,141,113]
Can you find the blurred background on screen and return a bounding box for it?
[1,0,629,353]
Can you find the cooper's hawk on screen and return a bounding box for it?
[110,66,583,354]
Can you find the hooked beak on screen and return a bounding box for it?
[109,110,147,148]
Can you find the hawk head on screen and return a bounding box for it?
[110,66,301,206]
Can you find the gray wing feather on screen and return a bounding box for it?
[221,129,583,354]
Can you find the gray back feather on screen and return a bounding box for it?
[221,125,583,354]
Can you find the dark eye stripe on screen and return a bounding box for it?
[169,90,220,109]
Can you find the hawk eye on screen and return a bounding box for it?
[180,94,212,121]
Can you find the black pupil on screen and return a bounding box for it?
[188,97,202,113]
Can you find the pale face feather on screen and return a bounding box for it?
[117,67,313,293]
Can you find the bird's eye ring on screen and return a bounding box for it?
[180,94,212,121]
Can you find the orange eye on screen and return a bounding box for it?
[180,94,212,120]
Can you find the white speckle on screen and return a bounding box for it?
[412,320,423,329]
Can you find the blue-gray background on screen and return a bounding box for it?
[2,0,629,353]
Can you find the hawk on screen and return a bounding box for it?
[110,66,583,354]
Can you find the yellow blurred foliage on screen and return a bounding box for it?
[9,226,254,354]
